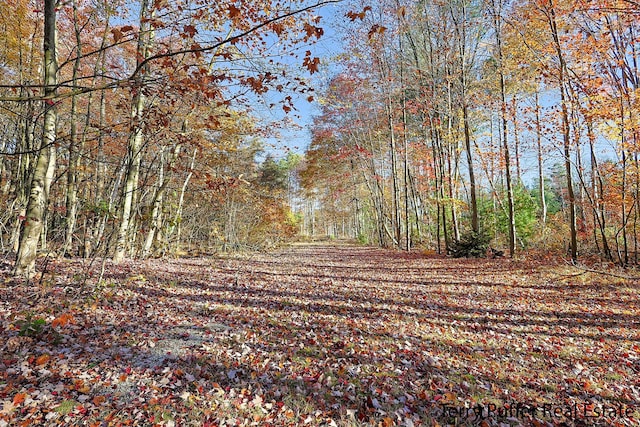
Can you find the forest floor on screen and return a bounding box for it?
[1,243,639,427]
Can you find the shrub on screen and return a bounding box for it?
[449,230,491,258]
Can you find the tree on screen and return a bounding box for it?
[13,0,57,277]
[2,0,341,272]
[488,0,517,257]
[259,155,288,191]
[113,0,154,263]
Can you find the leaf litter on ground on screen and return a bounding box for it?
[0,244,639,426]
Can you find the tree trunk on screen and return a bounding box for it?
[456,4,478,235]
[492,0,516,257]
[114,0,153,263]
[535,90,547,228]
[511,96,522,183]
[548,2,578,263]
[400,46,411,251]
[463,102,478,234]
[142,144,180,258]
[446,81,460,243]
[387,97,401,248]
[586,119,612,259]
[142,152,165,258]
[10,98,36,252]
[14,0,58,277]
[63,0,84,256]
[171,148,196,253]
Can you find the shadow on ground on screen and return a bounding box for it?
[1,244,639,426]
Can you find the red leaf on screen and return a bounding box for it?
[228,4,241,20]
[183,24,197,38]
[367,24,387,40]
[346,6,371,21]
[303,22,324,41]
[303,55,321,74]
[111,28,123,43]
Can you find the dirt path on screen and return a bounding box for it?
[1,244,639,426]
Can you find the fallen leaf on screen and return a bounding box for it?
[36,354,50,365]
[12,393,26,405]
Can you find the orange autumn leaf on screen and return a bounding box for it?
[36,354,50,365]
[346,6,371,21]
[303,55,320,75]
[367,24,387,40]
[74,379,90,393]
[381,417,395,427]
[52,312,75,328]
[92,396,106,406]
[443,391,456,402]
[13,393,27,405]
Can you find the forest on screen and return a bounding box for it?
[1,0,640,426]
[302,0,640,265]
[1,0,640,270]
